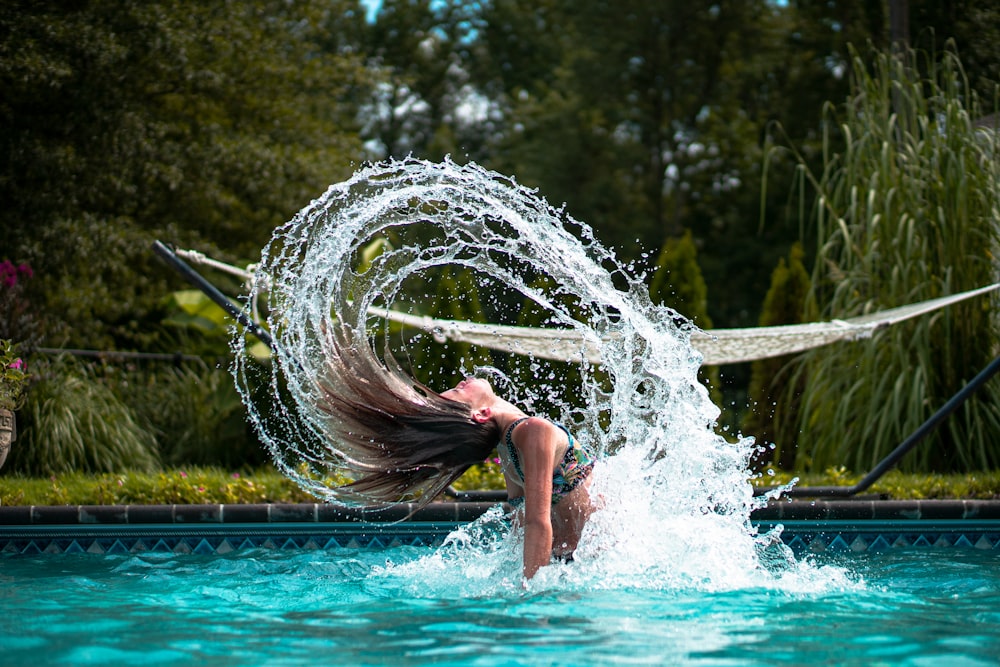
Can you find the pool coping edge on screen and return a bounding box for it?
[1,499,999,526]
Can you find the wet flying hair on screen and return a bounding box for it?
[314,324,501,510]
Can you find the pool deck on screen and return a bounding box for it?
[2,499,999,555]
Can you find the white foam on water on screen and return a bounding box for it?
[233,157,858,595]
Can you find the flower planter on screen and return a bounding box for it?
[0,408,14,471]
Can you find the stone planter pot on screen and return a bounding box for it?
[0,408,15,471]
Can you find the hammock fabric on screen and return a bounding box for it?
[372,284,999,366]
[175,248,998,366]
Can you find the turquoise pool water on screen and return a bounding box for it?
[2,547,998,666]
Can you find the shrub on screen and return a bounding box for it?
[7,356,159,475]
[109,363,267,468]
[649,230,721,406]
[743,243,811,469]
[0,468,317,505]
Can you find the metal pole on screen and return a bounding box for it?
[151,240,275,352]
[759,354,1000,498]
[848,354,1000,494]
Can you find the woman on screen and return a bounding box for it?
[315,327,597,579]
[441,377,596,578]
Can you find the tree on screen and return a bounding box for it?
[649,230,720,405]
[404,267,495,388]
[354,0,496,161]
[742,243,810,469]
[649,231,712,330]
[0,1,364,349]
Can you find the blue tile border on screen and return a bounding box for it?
[754,518,1000,556]
[0,522,457,556]
[1,500,999,556]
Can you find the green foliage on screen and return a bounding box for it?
[0,462,502,506]
[405,267,495,388]
[743,243,811,468]
[0,1,363,350]
[0,260,40,347]
[752,467,1000,500]
[0,468,322,506]
[773,44,1000,472]
[356,0,485,160]
[2,464,996,505]
[5,1,1000,471]
[161,290,234,356]
[8,357,159,475]
[451,460,507,493]
[34,216,174,350]
[161,288,270,361]
[474,1,839,332]
[649,230,713,329]
[0,340,30,411]
[104,364,266,470]
[2,354,269,475]
[509,274,608,418]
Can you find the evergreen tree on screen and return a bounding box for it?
[649,231,720,404]
[743,243,810,469]
[404,268,494,389]
[649,231,713,330]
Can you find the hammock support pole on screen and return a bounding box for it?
[764,354,1000,498]
[151,240,275,352]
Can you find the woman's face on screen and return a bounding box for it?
[440,377,495,409]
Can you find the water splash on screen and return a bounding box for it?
[233,156,847,592]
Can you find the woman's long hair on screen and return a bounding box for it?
[314,324,500,509]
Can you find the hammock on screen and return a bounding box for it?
[688,284,1000,364]
[371,284,999,365]
[173,249,998,366]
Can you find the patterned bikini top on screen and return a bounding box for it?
[500,417,595,508]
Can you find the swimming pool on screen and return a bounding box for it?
[106,158,998,664]
[2,500,999,666]
[2,543,998,666]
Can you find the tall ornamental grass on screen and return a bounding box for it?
[3,355,269,476]
[9,356,160,475]
[775,44,1000,473]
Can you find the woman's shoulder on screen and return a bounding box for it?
[511,416,566,444]
[511,415,550,431]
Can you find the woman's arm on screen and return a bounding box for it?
[512,418,558,579]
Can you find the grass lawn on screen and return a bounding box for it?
[1,464,998,505]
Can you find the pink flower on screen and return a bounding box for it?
[0,260,32,286]
[10,358,24,371]
[179,471,188,478]
[231,472,240,479]
[0,261,17,287]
